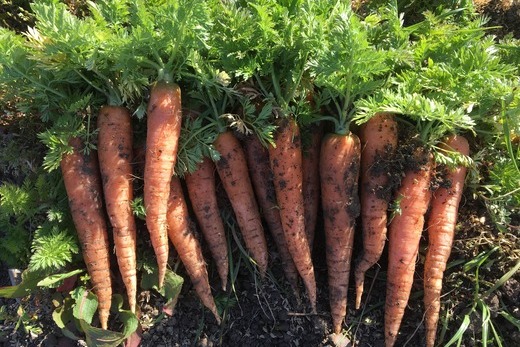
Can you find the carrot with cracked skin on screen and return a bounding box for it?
[354,113,398,310]
[385,147,433,347]
[167,176,221,323]
[269,118,316,312]
[214,130,268,276]
[302,123,323,251]
[61,137,112,329]
[424,135,469,347]
[185,157,229,290]
[97,106,138,313]
[144,81,182,288]
[243,134,299,294]
[320,132,361,334]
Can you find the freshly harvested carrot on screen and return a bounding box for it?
[184,157,229,290]
[97,106,138,313]
[167,176,221,323]
[354,113,398,310]
[243,134,299,294]
[385,147,433,347]
[302,123,323,251]
[320,132,361,334]
[214,130,268,276]
[424,135,469,347]
[269,118,316,312]
[61,137,112,329]
[144,81,182,288]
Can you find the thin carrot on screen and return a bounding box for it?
[385,147,433,347]
[424,135,469,347]
[166,176,221,323]
[269,118,316,311]
[97,105,138,313]
[320,132,361,334]
[214,130,268,276]
[184,157,229,290]
[61,137,112,329]
[243,134,299,294]
[354,113,398,310]
[302,123,323,251]
[144,81,182,288]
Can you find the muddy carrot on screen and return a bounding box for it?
[354,113,398,310]
[97,106,138,313]
[185,157,229,290]
[424,135,469,347]
[243,134,299,294]
[214,130,269,276]
[144,81,182,287]
[385,147,433,347]
[61,137,112,329]
[320,132,361,334]
[269,118,316,311]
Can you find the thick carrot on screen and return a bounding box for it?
[320,132,361,334]
[243,134,299,294]
[214,130,268,276]
[144,81,182,288]
[354,113,398,310]
[61,137,112,329]
[424,135,469,347]
[184,157,229,290]
[97,106,138,313]
[302,123,323,251]
[385,147,433,347]
[269,118,316,311]
[167,176,221,323]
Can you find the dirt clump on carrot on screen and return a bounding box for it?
[144,81,183,288]
[61,137,112,329]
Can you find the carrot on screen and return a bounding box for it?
[320,132,361,334]
[61,137,112,329]
[424,135,469,347]
[184,157,229,290]
[269,118,316,311]
[167,176,221,323]
[97,106,138,313]
[302,123,323,251]
[243,134,299,294]
[354,113,398,310]
[385,147,433,347]
[144,81,182,288]
[213,130,268,276]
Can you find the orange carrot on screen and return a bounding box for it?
[320,132,361,334]
[243,134,299,294]
[269,118,316,311]
[385,147,433,347]
[214,130,268,276]
[184,157,229,290]
[354,113,398,309]
[144,81,182,288]
[167,176,221,323]
[424,135,469,347]
[61,137,112,329]
[97,106,138,313]
[302,123,323,251]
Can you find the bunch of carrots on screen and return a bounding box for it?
[2,1,500,346]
